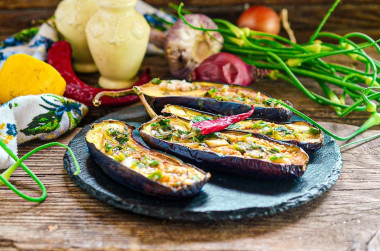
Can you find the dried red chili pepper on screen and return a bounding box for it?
[47,41,151,107]
[193,106,255,135]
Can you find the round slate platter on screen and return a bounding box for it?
[63,105,342,221]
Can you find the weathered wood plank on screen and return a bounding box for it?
[0,1,379,43]
[0,123,378,250]
[0,0,377,9]
[0,9,54,37]
[0,1,379,250]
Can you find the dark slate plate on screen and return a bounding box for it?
[63,105,342,221]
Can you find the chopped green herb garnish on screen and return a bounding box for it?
[227,123,240,129]
[148,170,162,181]
[276,126,293,135]
[236,95,247,102]
[150,160,159,166]
[215,96,224,101]
[269,155,289,161]
[309,127,320,135]
[117,135,128,145]
[106,128,129,144]
[252,121,268,129]
[105,142,112,152]
[269,147,280,154]
[263,98,276,106]
[178,129,186,135]
[233,143,246,154]
[113,153,126,162]
[151,77,162,84]
[107,128,123,137]
[204,88,218,97]
[157,119,172,131]
[192,115,213,123]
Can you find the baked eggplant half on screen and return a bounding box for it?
[162,104,324,152]
[138,80,293,122]
[139,116,309,179]
[86,120,211,199]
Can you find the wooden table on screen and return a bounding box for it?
[0,1,380,250]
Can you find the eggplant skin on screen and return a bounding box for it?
[86,120,210,199]
[161,105,324,153]
[139,128,308,179]
[147,96,293,123]
[142,81,293,122]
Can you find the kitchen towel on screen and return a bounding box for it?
[0,23,57,68]
[0,94,88,169]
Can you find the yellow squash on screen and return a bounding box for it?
[0,54,66,104]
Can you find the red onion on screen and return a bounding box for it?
[191,52,255,86]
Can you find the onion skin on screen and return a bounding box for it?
[237,6,280,35]
[165,14,223,80]
[191,52,255,86]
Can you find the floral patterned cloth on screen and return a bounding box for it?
[0,23,57,68]
[0,95,88,168]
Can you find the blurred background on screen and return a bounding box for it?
[0,0,379,42]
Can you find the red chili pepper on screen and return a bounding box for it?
[47,41,151,107]
[193,106,255,135]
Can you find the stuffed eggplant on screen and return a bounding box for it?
[139,116,309,179]
[138,80,293,122]
[86,120,211,199]
[93,80,293,122]
[162,104,324,152]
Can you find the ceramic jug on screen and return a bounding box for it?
[86,0,150,89]
[55,0,99,73]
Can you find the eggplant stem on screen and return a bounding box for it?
[92,88,137,107]
[133,87,158,119]
[92,87,157,118]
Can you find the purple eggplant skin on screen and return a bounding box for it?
[139,123,309,179]
[161,106,324,153]
[142,81,293,122]
[86,121,211,199]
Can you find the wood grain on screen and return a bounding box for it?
[0,1,379,249]
[0,0,379,43]
[0,123,379,250]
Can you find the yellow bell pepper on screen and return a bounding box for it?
[0,54,66,104]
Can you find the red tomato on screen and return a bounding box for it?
[237,6,280,35]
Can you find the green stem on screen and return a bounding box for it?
[309,0,341,42]
[272,71,367,110]
[340,133,380,148]
[0,140,80,203]
[248,59,378,94]
[267,52,318,102]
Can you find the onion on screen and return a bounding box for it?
[165,14,223,80]
[191,52,255,86]
[237,6,280,35]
